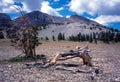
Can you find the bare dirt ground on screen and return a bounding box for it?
[0,40,120,82]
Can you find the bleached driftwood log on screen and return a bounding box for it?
[48,45,92,66]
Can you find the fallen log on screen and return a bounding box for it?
[48,45,92,66]
[55,65,95,73]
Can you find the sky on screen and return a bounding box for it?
[0,0,120,30]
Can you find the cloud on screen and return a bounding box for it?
[68,0,120,16]
[68,0,120,28]
[0,0,63,17]
[54,0,60,2]
[41,1,63,17]
[91,15,120,25]
[55,7,63,11]
[0,0,43,13]
[0,0,18,13]
[20,0,42,12]
[2,5,19,13]
[66,15,70,18]
[1,0,14,6]
[13,0,43,12]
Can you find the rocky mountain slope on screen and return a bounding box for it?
[12,11,100,27]
[38,22,106,39]
[12,11,71,27]
[0,13,11,39]
[11,11,107,39]
[0,13,11,29]
[68,15,98,24]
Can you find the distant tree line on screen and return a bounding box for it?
[43,31,120,44]
[67,31,120,43]
[68,33,96,43]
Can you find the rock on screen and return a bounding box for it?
[0,68,3,72]
[8,65,12,68]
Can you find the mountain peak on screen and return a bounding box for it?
[69,15,81,17]
[12,11,98,27]
[13,11,71,27]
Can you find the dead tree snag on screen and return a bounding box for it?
[48,45,92,66]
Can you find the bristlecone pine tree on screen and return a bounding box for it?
[12,6,39,57]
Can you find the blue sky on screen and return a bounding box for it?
[0,0,120,30]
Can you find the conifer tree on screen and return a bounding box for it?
[58,33,65,41]
[11,6,39,57]
[77,32,81,42]
[89,33,93,43]
[52,35,55,41]
[58,33,63,41]
[45,36,49,41]
[93,32,97,44]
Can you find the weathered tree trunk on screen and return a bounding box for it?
[79,53,92,66]
[48,46,92,66]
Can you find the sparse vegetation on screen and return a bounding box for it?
[0,41,120,82]
[7,54,46,62]
[8,56,28,62]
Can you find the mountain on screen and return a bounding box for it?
[0,13,11,29]
[12,11,70,27]
[0,13,11,39]
[12,11,100,27]
[11,11,107,39]
[0,11,118,40]
[8,11,115,40]
[68,15,98,24]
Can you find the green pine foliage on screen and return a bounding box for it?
[58,33,65,41]
[52,35,56,41]
[45,36,49,41]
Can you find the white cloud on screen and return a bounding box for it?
[68,0,120,15]
[2,5,19,13]
[0,0,43,13]
[41,1,63,17]
[54,0,60,2]
[2,0,14,6]
[23,0,42,12]
[14,0,43,12]
[91,15,120,25]
[0,0,17,13]
[66,15,70,18]
[68,0,120,27]
[55,7,63,11]
[22,2,31,12]
[0,0,63,17]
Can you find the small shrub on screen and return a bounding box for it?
[8,54,47,62]
[8,56,31,62]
